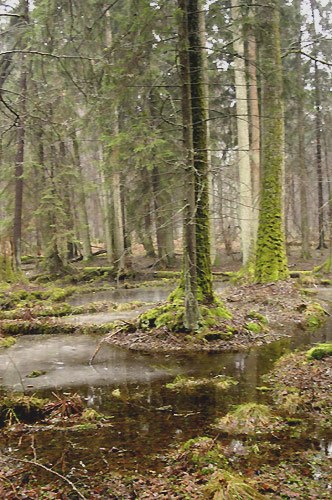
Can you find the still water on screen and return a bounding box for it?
[0,287,331,472]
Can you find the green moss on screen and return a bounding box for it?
[245,321,263,333]
[213,403,279,435]
[166,375,237,392]
[81,408,106,421]
[182,437,228,470]
[205,470,265,500]
[256,386,272,392]
[247,310,269,324]
[0,336,16,348]
[0,394,48,426]
[307,343,332,360]
[304,302,327,329]
[26,370,46,378]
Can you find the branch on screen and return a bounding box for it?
[283,49,332,67]
[0,49,101,61]
[1,458,86,500]
[0,13,22,17]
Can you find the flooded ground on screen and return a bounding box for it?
[1,286,331,475]
[68,286,173,307]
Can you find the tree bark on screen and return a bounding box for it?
[294,0,310,258]
[310,0,326,249]
[13,1,29,270]
[255,0,288,282]
[188,0,213,302]
[72,131,92,260]
[178,0,199,330]
[247,12,260,245]
[231,0,253,265]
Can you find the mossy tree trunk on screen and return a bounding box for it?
[254,0,288,283]
[187,0,214,303]
[178,0,199,330]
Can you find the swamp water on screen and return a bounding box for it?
[1,287,332,474]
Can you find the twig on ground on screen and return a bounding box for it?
[0,457,86,499]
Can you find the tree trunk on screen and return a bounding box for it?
[310,0,326,249]
[152,166,175,267]
[255,0,288,282]
[112,163,125,272]
[72,131,92,260]
[188,0,213,302]
[13,0,30,271]
[294,0,310,258]
[178,0,199,330]
[97,145,113,263]
[247,15,260,245]
[231,0,253,265]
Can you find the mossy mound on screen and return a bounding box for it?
[213,403,279,435]
[138,287,232,333]
[181,437,228,471]
[265,351,332,427]
[0,336,16,348]
[0,394,47,426]
[307,343,332,360]
[303,302,328,329]
[205,470,265,500]
[166,375,237,392]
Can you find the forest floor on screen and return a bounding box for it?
[0,350,331,498]
[105,279,329,353]
[0,247,331,498]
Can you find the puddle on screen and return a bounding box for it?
[68,287,172,306]
[68,282,225,307]
[60,307,150,325]
[1,286,332,474]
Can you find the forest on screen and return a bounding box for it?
[0,0,331,498]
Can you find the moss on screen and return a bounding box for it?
[245,321,263,333]
[247,310,269,325]
[81,408,106,421]
[213,403,279,435]
[256,386,272,392]
[111,389,121,398]
[205,470,265,500]
[181,437,228,470]
[166,375,237,392]
[0,394,47,426]
[306,343,332,360]
[304,302,327,329]
[138,298,231,333]
[0,319,112,337]
[0,336,16,348]
[254,3,288,284]
[26,370,46,378]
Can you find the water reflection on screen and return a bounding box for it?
[1,286,332,473]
